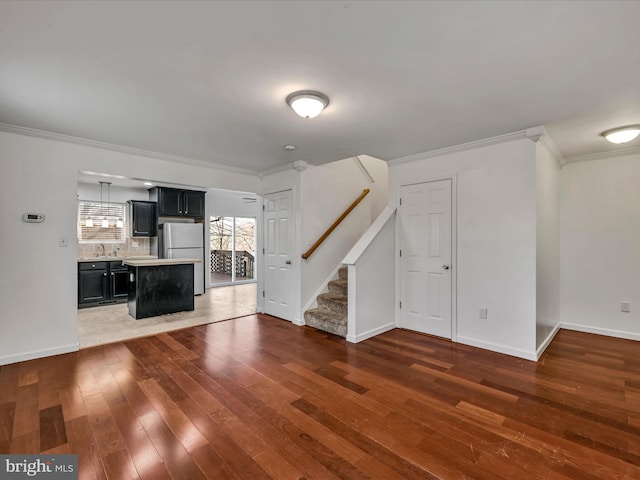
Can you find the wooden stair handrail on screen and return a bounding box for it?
[302,188,370,260]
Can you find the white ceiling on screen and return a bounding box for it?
[1,1,640,172]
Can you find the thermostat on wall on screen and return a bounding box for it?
[22,213,45,223]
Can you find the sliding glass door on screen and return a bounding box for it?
[210,216,256,286]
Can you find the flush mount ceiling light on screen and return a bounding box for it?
[602,125,640,144]
[286,90,329,119]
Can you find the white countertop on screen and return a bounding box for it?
[123,258,202,267]
[78,255,158,263]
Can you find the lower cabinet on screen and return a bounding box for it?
[78,261,129,307]
[78,262,108,304]
[110,263,129,300]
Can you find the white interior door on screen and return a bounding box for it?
[400,179,452,338]
[264,190,294,321]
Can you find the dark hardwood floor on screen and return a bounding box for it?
[1,314,639,479]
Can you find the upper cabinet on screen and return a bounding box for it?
[150,187,205,219]
[129,200,157,237]
[183,190,205,217]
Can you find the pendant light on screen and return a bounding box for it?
[100,181,109,228]
[113,180,124,228]
[104,181,124,228]
[85,185,95,227]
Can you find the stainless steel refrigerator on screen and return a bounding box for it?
[163,223,205,295]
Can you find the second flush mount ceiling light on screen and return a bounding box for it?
[286,90,329,119]
[602,125,640,144]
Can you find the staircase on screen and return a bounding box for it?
[303,266,348,337]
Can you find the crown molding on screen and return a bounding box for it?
[525,126,545,143]
[292,160,308,172]
[0,122,260,176]
[388,127,542,167]
[259,162,296,178]
[259,160,313,177]
[537,130,566,166]
[563,145,640,165]
[353,155,375,183]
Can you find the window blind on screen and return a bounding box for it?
[78,200,125,242]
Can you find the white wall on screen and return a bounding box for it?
[77,183,150,204]
[300,157,387,310]
[207,189,259,218]
[358,155,389,218]
[0,130,260,365]
[346,209,396,343]
[535,142,560,352]
[560,152,640,340]
[390,138,538,359]
[0,134,79,364]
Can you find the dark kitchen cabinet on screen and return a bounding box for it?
[78,262,108,304]
[127,263,194,319]
[153,187,205,218]
[78,261,129,308]
[157,188,182,216]
[110,262,129,299]
[129,200,157,237]
[183,190,205,217]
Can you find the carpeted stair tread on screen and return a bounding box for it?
[304,308,347,325]
[304,308,347,337]
[304,265,349,337]
[328,279,348,295]
[338,266,348,280]
[317,293,348,315]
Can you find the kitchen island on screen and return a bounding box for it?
[123,258,202,319]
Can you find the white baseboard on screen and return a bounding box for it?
[292,317,305,326]
[536,324,560,360]
[560,322,640,342]
[456,336,537,361]
[0,343,79,367]
[346,322,396,344]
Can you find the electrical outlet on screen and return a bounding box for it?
[621,301,631,313]
[479,307,487,319]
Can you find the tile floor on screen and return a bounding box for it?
[77,283,257,348]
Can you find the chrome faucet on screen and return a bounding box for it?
[97,243,106,257]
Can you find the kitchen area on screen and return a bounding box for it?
[76,176,257,347]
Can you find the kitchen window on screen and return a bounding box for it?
[77,200,126,243]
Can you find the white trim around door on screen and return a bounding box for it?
[398,176,457,341]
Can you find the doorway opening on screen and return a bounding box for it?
[210,216,257,286]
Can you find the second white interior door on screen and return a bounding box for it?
[263,189,294,321]
[400,179,453,338]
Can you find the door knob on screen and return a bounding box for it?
[442,264,450,270]
[285,260,292,265]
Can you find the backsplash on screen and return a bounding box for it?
[77,237,151,258]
